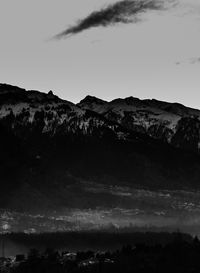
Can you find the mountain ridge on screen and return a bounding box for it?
[1,83,200,154]
[78,94,200,152]
[1,83,200,155]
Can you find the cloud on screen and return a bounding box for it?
[175,57,200,66]
[54,0,174,39]
[190,57,200,64]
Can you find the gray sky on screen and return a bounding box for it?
[0,0,200,108]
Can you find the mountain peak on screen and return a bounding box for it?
[77,95,107,112]
[79,95,107,104]
[110,96,145,107]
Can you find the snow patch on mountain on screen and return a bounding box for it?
[1,83,200,151]
[78,95,200,144]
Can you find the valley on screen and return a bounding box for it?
[1,184,200,234]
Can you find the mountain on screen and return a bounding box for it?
[78,95,200,152]
[1,83,200,216]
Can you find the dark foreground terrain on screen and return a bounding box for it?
[1,232,200,273]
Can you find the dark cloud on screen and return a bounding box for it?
[55,0,171,39]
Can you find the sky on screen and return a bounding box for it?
[0,0,200,108]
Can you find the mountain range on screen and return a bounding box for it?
[1,83,200,214]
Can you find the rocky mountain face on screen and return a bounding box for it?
[1,83,200,212]
[78,95,200,152]
[0,84,129,140]
[1,83,200,152]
